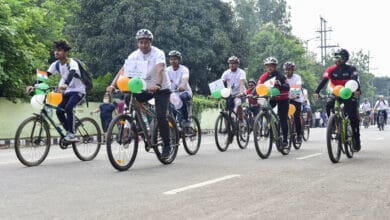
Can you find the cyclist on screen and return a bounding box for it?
[106,29,172,160]
[167,50,192,128]
[283,61,304,143]
[246,79,260,117]
[360,98,371,125]
[257,57,290,148]
[373,95,388,126]
[26,40,85,142]
[221,56,246,122]
[313,48,361,151]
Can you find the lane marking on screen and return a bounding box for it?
[163,174,241,195]
[376,137,384,140]
[296,153,323,160]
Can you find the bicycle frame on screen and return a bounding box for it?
[259,97,282,142]
[333,97,350,145]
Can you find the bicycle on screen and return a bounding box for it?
[169,91,201,155]
[326,95,355,163]
[252,96,291,159]
[214,95,250,152]
[362,112,370,129]
[377,110,385,131]
[300,113,310,142]
[287,109,302,150]
[14,86,101,167]
[106,90,179,171]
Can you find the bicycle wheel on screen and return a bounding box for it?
[214,114,230,152]
[253,112,272,159]
[291,120,302,150]
[326,115,341,163]
[344,123,354,158]
[106,114,138,171]
[280,118,291,155]
[73,117,102,161]
[14,116,50,166]
[153,116,179,164]
[237,115,250,149]
[301,117,310,142]
[182,116,201,155]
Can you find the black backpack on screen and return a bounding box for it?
[55,58,93,91]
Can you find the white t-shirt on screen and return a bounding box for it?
[221,68,246,95]
[47,58,86,94]
[361,102,371,112]
[126,46,170,90]
[167,65,192,96]
[375,100,388,111]
[286,73,304,103]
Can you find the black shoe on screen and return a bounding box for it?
[296,135,302,144]
[282,140,289,148]
[353,140,361,152]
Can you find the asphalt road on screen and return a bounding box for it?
[1,126,389,219]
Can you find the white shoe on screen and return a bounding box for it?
[64,133,79,142]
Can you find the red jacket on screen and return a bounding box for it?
[257,71,290,101]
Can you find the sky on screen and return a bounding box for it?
[287,0,389,77]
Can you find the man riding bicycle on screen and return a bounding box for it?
[257,57,290,148]
[313,48,361,151]
[221,56,247,122]
[283,61,304,144]
[27,40,85,142]
[373,95,388,126]
[167,50,193,128]
[106,29,173,160]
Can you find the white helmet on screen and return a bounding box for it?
[135,29,153,40]
[264,57,278,65]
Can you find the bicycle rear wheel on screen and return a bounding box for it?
[152,116,179,164]
[237,115,250,149]
[253,112,272,159]
[344,123,354,158]
[182,116,201,155]
[73,117,102,161]
[214,114,230,152]
[14,116,50,166]
[326,115,341,163]
[291,120,302,150]
[106,114,138,171]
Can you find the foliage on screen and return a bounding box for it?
[87,73,112,102]
[0,0,77,99]
[192,95,220,118]
[66,0,248,95]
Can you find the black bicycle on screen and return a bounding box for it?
[169,91,201,155]
[214,95,250,152]
[15,87,101,166]
[106,90,179,171]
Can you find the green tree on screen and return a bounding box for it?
[66,0,247,94]
[0,0,77,99]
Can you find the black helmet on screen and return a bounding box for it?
[334,48,349,62]
[283,61,295,70]
[135,29,153,40]
[168,50,182,61]
[227,56,240,64]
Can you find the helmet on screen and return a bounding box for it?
[264,57,278,65]
[248,79,256,84]
[135,29,153,40]
[168,50,182,61]
[283,61,295,70]
[379,95,384,98]
[334,48,349,61]
[227,56,240,64]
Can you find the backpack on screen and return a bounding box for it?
[55,58,93,91]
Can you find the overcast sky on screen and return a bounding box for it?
[287,0,389,77]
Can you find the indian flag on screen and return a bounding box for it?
[37,69,48,82]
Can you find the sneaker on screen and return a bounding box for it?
[353,139,361,152]
[282,139,289,148]
[64,133,79,142]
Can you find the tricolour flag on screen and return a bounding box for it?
[36,69,48,82]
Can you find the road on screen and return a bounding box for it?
[1,126,390,219]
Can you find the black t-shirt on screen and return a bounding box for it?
[99,103,115,120]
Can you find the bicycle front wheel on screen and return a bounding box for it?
[106,114,138,171]
[237,115,250,149]
[153,116,179,164]
[344,123,354,158]
[182,116,201,155]
[73,117,102,161]
[214,114,230,152]
[302,125,310,142]
[14,116,50,166]
[326,115,341,163]
[253,112,272,159]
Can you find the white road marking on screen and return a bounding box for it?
[296,153,323,160]
[376,137,384,140]
[163,174,241,195]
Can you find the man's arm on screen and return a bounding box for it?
[106,67,124,93]
[150,63,164,92]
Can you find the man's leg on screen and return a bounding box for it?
[278,99,289,147]
[345,99,361,151]
[292,101,302,141]
[179,92,191,124]
[56,93,70,133]
[154,90,171,158]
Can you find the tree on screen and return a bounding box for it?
[66,0,247,94]
[0,0,77,99]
